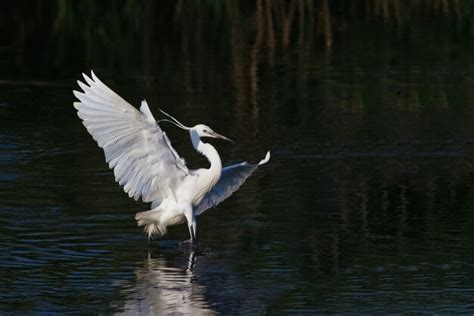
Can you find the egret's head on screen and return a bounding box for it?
[158,109,234,143]
[192,124,234,143]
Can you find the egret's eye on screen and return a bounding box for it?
[203,129,208,133]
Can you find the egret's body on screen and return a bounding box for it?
[136,127,224,238]
[73,71,269,247]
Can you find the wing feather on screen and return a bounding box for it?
[195,151,270,215]
[73,71,189,203]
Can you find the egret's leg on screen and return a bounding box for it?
[187,224,195,242]
[184,207,194,240]
[184,208,204,253]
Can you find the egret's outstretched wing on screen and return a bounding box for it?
[73,71,189,203]
[195,151,270,216]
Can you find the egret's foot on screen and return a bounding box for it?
[179,239,205,255]
[180,239,193,249]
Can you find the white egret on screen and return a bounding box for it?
[73,71,270,250]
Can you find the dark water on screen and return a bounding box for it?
[2,1,474,314]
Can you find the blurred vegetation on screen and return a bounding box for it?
[3,0,474,117]
[3,0,474,68]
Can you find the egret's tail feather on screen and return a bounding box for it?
[135,209,167,240]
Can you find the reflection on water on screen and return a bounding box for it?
[2,1,474,314]
[117,252,214,315]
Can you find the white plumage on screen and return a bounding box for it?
[73,71,270,248]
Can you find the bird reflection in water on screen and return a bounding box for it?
[117,251,216,315]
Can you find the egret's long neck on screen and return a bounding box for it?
[191,131,222,174]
